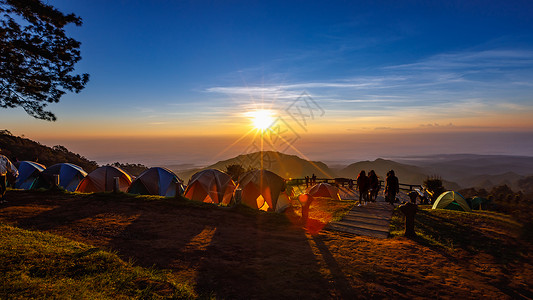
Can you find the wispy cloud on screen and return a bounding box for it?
[386,49,533,70]
[207,48,533,118]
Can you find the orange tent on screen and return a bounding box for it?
[184,169,236,205]
[306,183,341,200]
[237,169,286,211]
[76,166,132,193]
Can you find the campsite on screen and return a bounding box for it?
[0,187,531,299]
[2,1,533,298]
[1,132,532,298]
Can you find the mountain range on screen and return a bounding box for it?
[2,131,531,192]
[172,151,532,191]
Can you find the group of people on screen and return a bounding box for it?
[356,169,399,205]
[355,170,380,205]
[304,173,317,188]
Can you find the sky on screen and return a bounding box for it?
[2,0,533,167]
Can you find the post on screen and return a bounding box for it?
[175,182,181,198]
[298,194,314,225]
[53,174,60,189]
[113,177,120,193]
[234,188,242,204]
[400,192,419,238]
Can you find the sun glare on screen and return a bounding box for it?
[249,110,275,130]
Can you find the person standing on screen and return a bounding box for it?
[385,170,399,205]
[368,170,379,202]
[0,150,19,203]
[356,170,369,205]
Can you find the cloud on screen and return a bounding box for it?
[419,123,454,128]
[200,47,533,133]
[386,49,533,71]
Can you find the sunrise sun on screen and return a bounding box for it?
[249,109,275,130]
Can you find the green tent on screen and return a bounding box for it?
[470,196,489,210]
[432,191,472,212]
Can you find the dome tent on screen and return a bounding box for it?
[306,183,341,200]
[76,165,132,193]
[41,163,87,192]
[237,169,286,211]
[128,167,183,197]
[184,169,235,205]
[432,191,472,212]
[469,196,490,210]
[14,161,46,190]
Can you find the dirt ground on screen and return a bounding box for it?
[1,190,532,299]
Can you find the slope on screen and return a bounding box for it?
[0,131,98,172]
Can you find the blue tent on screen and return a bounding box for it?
[128,167,184,197]
[14,161,46,190]
[41,163,87,191]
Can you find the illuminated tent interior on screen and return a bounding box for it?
[184,169,236,205]
[237,169,287,212]
[76,165,132,193]
[128,167,183,197]
[306,183,341,200]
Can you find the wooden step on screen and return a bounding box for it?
[333,220,391,232]
[326,223,389,239]
[340,215,391,226]
[326,197,395,239]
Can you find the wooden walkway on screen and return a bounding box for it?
[326,196,395,239]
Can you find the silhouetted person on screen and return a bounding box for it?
[298,193,314,225]
[385,170,399,205]
[356,170,369,205]
[0,150,19,203]
[305,176,310,188]
[311,173,316,185]
[368,170,379,202]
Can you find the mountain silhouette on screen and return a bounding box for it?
[176,151,334,182]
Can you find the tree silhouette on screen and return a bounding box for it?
[423,176,446,202]
[225,164,246,182]
[0,0,89,121]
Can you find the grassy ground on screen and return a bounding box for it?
[390,205,526,255]
[1,189,532,299]
[0,223,195,299]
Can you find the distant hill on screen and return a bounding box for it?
[459,172,524,191]
[338,158,460,190]
[0,130,98,172]
[399,154,533,177]
[396,154,533,190]
[175,151,334,182]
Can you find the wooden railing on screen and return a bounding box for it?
[286,177,422,192]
